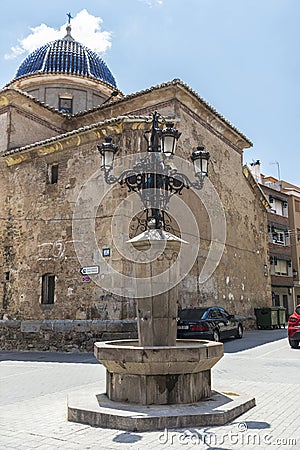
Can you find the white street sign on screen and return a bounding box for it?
[80,266,99,275]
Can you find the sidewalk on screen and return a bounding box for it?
[0,329,298,449]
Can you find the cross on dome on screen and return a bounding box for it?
[64,12,74,41]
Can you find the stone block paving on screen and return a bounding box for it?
[0,330,299,449]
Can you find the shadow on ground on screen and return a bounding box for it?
[113,432,142,444]
[223,329,287,353]
[0,350,98,364]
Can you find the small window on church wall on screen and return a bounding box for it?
[41,274,55,305]
[59,96,73,113]
[48,164,58,184]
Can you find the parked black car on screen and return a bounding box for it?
[177,306,243,342]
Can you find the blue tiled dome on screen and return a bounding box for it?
[15,31,117,88]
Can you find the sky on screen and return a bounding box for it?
[0,0,299,184]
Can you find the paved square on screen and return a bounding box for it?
[0,329,299,449]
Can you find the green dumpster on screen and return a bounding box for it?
[277,306,286,329]
[254,307,279,329]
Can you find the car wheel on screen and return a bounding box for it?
[235,324,243,339]
[213,329,220,342]
[289,339,299,349]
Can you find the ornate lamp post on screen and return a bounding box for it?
[70,116,253,431]
[97,111,210,231]
[92,112,223,410]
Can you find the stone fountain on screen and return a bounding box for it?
[68,231,255,431]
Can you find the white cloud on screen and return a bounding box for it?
[139,0,163,6]
[4,9,112,60]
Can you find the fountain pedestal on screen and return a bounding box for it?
[67,231,255,430]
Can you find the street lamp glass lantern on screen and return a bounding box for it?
[97,137,118,171]
[191,146,210,178]
[160,122,181,157]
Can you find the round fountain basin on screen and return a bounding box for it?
[94,339,223,375]
[94,339,224,405]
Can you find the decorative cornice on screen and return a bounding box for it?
[1,80,252,150]
[125,99,176,117]
[74,78,253,147]
[0,94,10,108]
[1,115,151,165]
[5,72,123,98]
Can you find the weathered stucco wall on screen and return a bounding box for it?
[0,112,8,153]
[0,83,272,322]
[8,108,63,150]
[0,90,69,152]
[173,106,272,314]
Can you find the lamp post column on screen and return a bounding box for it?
[129,235,183,346]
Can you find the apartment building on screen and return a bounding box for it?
[251,161,294,315]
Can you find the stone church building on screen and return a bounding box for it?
[0,25,272,323]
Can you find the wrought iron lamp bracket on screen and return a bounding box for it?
[99,112,209,232]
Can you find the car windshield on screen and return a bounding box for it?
[179,308,208,320]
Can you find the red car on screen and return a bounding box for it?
[288,305,300,348]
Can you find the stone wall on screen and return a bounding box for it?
[0,317,257,352]
[0,319,137,352]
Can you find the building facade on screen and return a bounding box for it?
[0,27,272,321]
[282,180,300,307]
[251,161,294,315]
